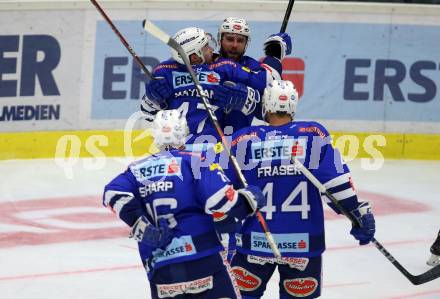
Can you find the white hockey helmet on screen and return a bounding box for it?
[171,27,210,64]
[218,17,251,48]
[151,110,189,150]
[262,80,299,120]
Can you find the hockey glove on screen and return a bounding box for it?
[213,81,260,115]
[145,77,173,106]
[264,32,292,60]
[140,94,163,122]
[349,202,376,245]
[130,216,173,248]
[237,185,266,217]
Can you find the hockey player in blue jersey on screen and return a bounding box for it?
[217,17,292,131]
[215,17,292,262]
[225,80,376,298]
[141,26,287,145]
[103,109,266,299]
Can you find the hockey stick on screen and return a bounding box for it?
[90,0,153,79]
[280,0,295,33]
[142,20,281,259]
[291,157,440,285]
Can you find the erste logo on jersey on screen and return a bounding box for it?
[172,71,220,88]
[131,157,182,183]
[251,232,309,253]
[251,138,307,162]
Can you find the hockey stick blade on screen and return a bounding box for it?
[142,19,282,259]
[372,238,440,285]
[143,20,172,45]
[410,264,440,285]
[292,157,440,285]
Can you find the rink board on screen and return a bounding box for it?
[1,1,440,159]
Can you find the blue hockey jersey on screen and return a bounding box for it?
[103,150,247,278]
[150,57,274,144]
[226,121,360,258]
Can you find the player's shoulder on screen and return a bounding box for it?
[173,149,205,162]
[129,150,187,168]
[240,55,261,70]
[209,56,238,70]
[231,125,264,147]
[153,59,180,73]
[293,120,330,138]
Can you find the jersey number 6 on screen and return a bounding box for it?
[146,197,178,228]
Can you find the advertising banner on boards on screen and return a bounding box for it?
[0,10,84,132]
[1,6,439,133]
[91,19,440,124]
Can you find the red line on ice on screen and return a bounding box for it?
[389,289,440,299]
[0,265,141,281]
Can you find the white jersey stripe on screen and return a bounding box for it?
[323,173,351,189]
[205,185,238,215]
[104,190,135,218]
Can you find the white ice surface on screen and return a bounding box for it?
[0,158,439,299]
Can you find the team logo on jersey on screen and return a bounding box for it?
[291,141,304,156]
[232,267,261,291]
[283,277,318,297]
[152,235,197,265]
[167,160,180,174]
[130,157,182,183]
[207,73,220,83]
[251,138,307,162]
[172,71,221,88]
[251,232,309,253]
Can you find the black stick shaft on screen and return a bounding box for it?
[90,0,152,79]
[293,158,440,285]
[280,0,295,33]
